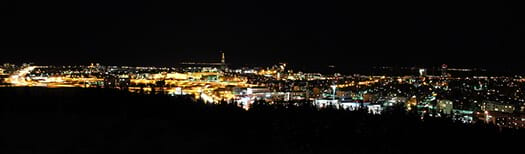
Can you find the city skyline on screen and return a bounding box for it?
[0,53,519,75]
[2,60,525,129]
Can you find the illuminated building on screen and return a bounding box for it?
[289,91,307,100]
[481,100,515,113]
[452,110,474,123]
[379,96,407,108]
[104,74,130,90]
[338,100,382,114]
[437,99,453,115]
[315,98,339,107]
[249,87,271,94]
[304,73,323,80]
[406,96,418,110]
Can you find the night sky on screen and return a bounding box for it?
[1,1,524,73]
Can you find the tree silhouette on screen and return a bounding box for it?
[0,87,523,154]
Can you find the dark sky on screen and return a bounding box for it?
[1,1,524,73]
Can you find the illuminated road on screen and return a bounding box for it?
[7,66,37,86]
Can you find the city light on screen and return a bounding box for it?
[1,62,525,128]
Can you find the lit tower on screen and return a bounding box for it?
[220,50,226,71]
[221,51,225,64]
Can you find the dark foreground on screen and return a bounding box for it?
[1,87,523,154]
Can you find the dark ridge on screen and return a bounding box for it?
[1,87,523,154]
